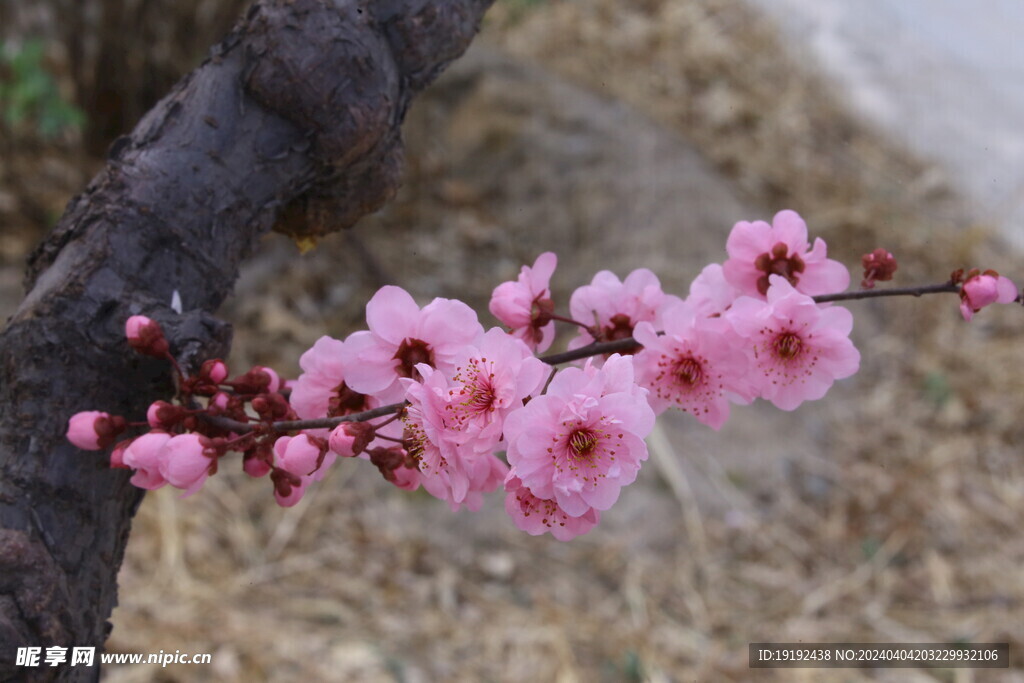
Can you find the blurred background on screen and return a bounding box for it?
[2,0,1023,680]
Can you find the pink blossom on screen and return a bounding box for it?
[633,302,753,429]
[489,252,558,352]
[66,410,125,450]
[504,354,655,516]
[159,433,214,496]
[403,365,508,511]
[687,263,741,317]
[959,270,1018,321]
[722,210,849,298]
[504,473,600,541]
[445,328,548,454]
[122,431,173,490]
[567,268,680,361]
[340,286,484,403]
[726,276,860,411]
[291,335,372,419]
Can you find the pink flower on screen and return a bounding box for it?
[722,210,849,298]
[567,269,680,361]
[633,302,753,429]
[687,263,741,317]
[66,410,126,450]
[504,473,600,541]
[445,328,548,454]
[959,269,1018,321]
[159,433,214,496]
[122,431,173,490]
[489,252,558,352]
[341,286,484,403]
[291,336,372,419]
[504,354,655,516]
[403,365,508,511]
[726,276,860,411]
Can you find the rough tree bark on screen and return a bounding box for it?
[0,1,493,680]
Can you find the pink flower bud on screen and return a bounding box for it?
[390,465,421,492]
[959,269,1018,321]
[200,359,229,384]
[274,433,331,480]
[122,431,173,490]
[329,422,375,457]
[270,467,308,507]
[255,366,282,393]
[243,450,272,478]
[67,411,106,450]
[159,433,214,495]
[66,411,127,450]
[125,315,169,357]
[110,439,133,469]
[252,392,290,420]
[861,248,898,289]
[146,400,186,429]
[210,392,230,412]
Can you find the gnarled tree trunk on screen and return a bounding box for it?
[0,1,492,680]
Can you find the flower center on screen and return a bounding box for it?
[328,381,369,417]
[754,241,805,295]
[673,357,703,386]
[393,338,435,380]
[451,358,497,420]
[773,332,803,360]
[603,313,635,342]
[530,297,554,327]
[401,424,428,469]
[568,428,600,460]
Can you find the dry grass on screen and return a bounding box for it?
[3,0,1018,680]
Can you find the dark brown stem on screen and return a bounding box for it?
[203,402,409,435]
[812,282,961,302]
[549,313,593,330]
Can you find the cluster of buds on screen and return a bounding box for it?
[67,210,1021,540]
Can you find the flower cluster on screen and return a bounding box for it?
[66,211,1020,541]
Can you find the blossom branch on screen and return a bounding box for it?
[206,280,1008,435]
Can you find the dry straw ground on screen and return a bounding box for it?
[3,0,1022,680]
